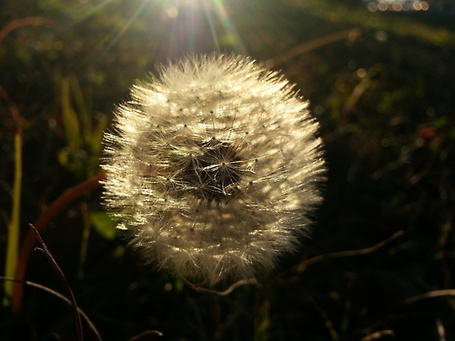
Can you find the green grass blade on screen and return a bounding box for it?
[3,132,22,307]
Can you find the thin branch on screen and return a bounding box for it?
[297,230,405,272]
[13,174,104,315]
[267,29,361,67]
[183,278,260,296]
[404,289,455,305]
[0,277,102,341]
[128,330,163,341]
[360,330,395,341]
[30,224,84,341]
[307,296,339,341]
[435,318,446,341]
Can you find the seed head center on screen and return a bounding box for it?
[182,139,242,201]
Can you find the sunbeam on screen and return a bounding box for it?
[209,0,246,53]
[150,0,246,55]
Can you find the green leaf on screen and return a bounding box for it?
[61,77,81,151]
[90,211,117,240]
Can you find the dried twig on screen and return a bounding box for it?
[404,289,455,305]
[183,278,260,296]
[0,276,102,341]
[30,224,84,341]
[267,29,361,67]
[128,330,163,341]
[360,329,395,341]
[307,295,339,341]
[297,230,405,272]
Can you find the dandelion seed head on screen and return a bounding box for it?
[102,54,325,285]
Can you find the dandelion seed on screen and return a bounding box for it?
[102,54,326,285]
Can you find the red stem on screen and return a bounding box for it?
[12,174,105,315]
[0,17,54,43]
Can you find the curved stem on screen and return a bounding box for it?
[31,224,84,341]
[12,174,105,315]
[296,230,405,272]
[183,277,260,296]
[0,17,54,43]
[0,276,102,341]
[268,29,361,67]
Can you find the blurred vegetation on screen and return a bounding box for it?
[1,0,454,340]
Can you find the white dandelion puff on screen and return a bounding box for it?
[102,54,326,286]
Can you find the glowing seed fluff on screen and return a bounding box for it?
[102,54,325,285]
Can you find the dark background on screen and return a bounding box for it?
[1,0,454,340]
